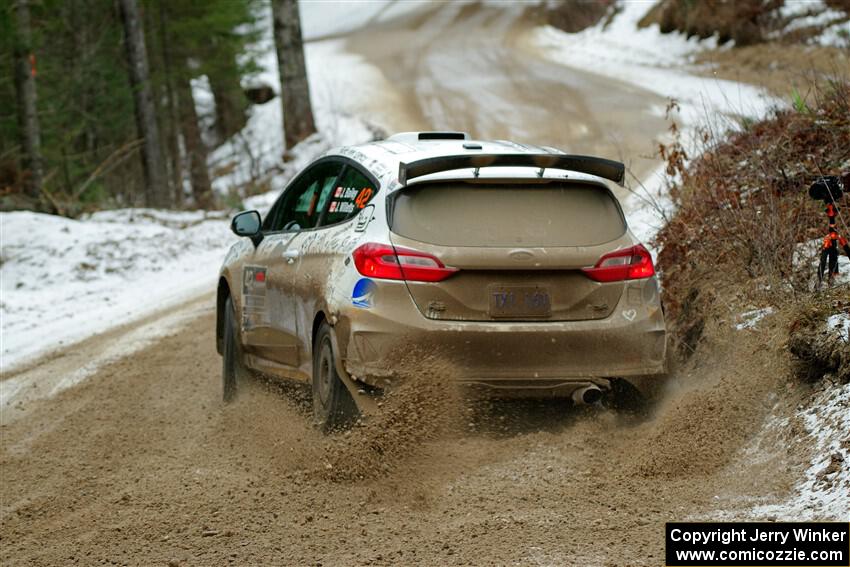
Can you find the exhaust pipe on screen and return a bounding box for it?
[572,385,603,405]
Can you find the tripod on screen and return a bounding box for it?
[814,178,850,287]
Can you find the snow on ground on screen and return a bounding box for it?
[0,210,235,370]
[531,1,781,247]
[532,3,778,125]
[300,0,431,41]
[734,307,776,331]
[818,19,850,47]
[777,0,850,46]
[827,313,850,342]
[745,381,849,521]
[713,380,850,521]
[0,1,786,371]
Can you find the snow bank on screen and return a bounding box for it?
[0,210,234,370]
[827,313,850,342]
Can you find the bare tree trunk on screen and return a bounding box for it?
[117,0,170,207]
[157,0,184,206]
[272,0,316,151]
[177,76,213,209]
[13,0,44,199]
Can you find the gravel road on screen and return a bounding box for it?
[1,298,798,565]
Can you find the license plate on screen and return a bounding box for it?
[489,285,551,318]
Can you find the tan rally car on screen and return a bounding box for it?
[216,132,667,430]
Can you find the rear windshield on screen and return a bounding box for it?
[390,182,626,247]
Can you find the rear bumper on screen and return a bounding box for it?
[339,280,667,397]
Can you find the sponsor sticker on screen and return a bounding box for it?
[331,201,355,214]
[330,186,373,216]
[242,266,268,329]
[355,204,374,232]
[352,278,377,309]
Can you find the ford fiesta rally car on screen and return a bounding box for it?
[216,132,667,431]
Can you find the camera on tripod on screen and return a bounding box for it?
[809,174,850,288]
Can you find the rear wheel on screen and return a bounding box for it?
[603,378,650,417]
[222,296,248,402]
[312,322,358,432]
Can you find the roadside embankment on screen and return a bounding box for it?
[654,77,849,519]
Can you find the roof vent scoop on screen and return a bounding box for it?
[417,131,469,141]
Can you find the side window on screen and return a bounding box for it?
[321,166,377,227]
[262,195,286,231]
[266,162,343,232]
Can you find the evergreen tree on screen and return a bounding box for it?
[146,0,260,208]
[0,0,263,213]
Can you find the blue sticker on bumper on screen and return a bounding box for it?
[352,278,377,308]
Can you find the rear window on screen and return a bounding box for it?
[391,182,626,247]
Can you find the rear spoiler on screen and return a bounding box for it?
[397,153,625,186]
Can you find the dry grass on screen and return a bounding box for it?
[787,287,850,382]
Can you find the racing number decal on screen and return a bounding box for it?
[355,188,373,209]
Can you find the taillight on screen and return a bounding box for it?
[581,244,655,282]
[352,243,459,282]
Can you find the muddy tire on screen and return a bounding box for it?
[222,296,248,403]
[603,378,650,417]
[312,322,358,432]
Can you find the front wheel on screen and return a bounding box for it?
[312,322,358,432]
[222,296,248,402]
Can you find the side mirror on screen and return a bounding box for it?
[231,210,263,247]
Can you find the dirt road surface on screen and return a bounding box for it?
[345,2,668,187]
[2,299,800,566]
[1,5,806,566]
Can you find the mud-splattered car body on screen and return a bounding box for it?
[216,132,667,418]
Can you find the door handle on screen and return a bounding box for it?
[283,249,300,264]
